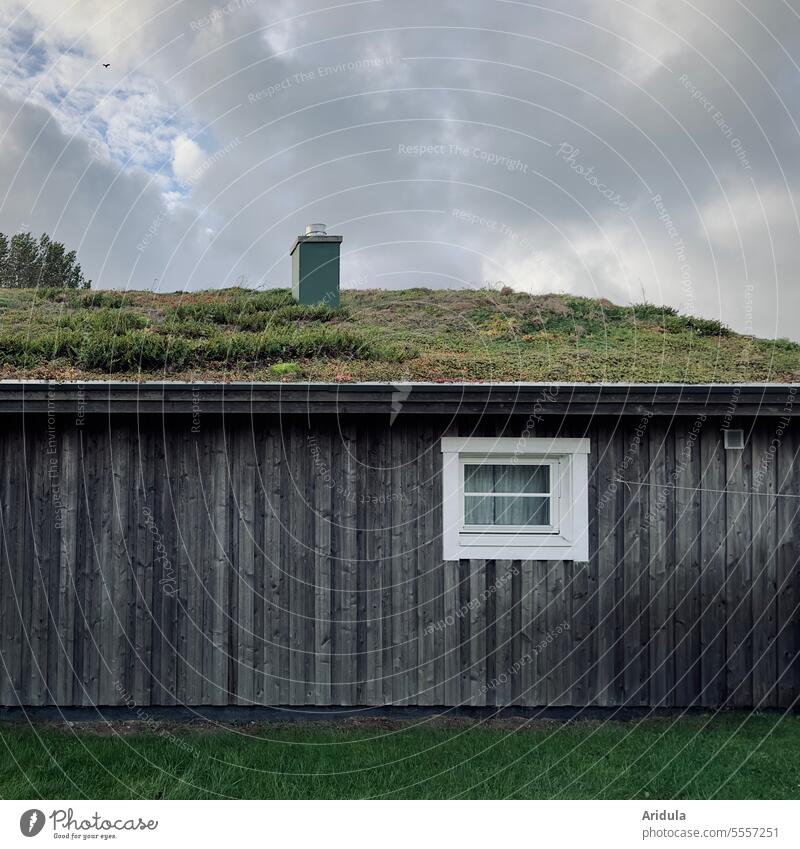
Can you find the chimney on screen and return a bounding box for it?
[290,224,343,307]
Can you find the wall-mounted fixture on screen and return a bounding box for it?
[724,429,745,450]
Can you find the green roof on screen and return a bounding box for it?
[0,286,797,383]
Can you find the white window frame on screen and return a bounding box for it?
[441,436,590,561]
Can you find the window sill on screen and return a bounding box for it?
[444,532,589,562]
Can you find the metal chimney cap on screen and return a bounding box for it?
[290,229,343,255]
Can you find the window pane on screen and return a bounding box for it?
[464,464,495,493]
[464,463,549,493]
[464,494,496,525]
[464,495,551,526]
[493,464,550,494]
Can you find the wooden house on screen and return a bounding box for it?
[0,381,797,709]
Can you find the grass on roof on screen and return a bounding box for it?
[0,286,796,383]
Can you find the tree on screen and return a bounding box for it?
[9,233,41,288]
[0,231,91,289]
[0,233,8,288]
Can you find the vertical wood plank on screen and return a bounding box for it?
[493,560,512,706]
[226,424,240,705]
[0,425,9,704]
[301,423,317,707]
[33,418,54,706]
[594,420,618,705]
[364,424,385,706]
[263,423,283,705]
[94,422,114,706]
[69,425,86,705]
[250,424,267,706]
[570,560,590,706]
[32,418,54,706]
[288,424,307,706]
[648,419,671,707]
[530,561,548,706]
[776,426,799,708]
[443,559,460,705]
[187,424,209,706]
[334,424,357,705]
[235,422,257,706]
[107,423,131,704]
[4,421,27,705]
[142,420,161,707]
[313,427,333,706]
[390,424,405,704]
[430,429,446,707]
[130,420,154,706]
[399,422,418,705]
[17,425,33,706]
[45,420,65,706]
[273,424,291,706]
[417,423,436,706]
[751,425,778,707]
[468,560,487,706]
[151,421,178,706]
[612,425,627,707]
[54,425,78,706]
[354,425,368,706]
[726,427,752,707]
[547,560,570,706]
[621,416,649,705]
[484,559,497,708]
[700,423,727,707]
[80,424,102,706]
[518,561,535,705]
[188,423,207,706]
[214,425,231,704]
[673,419,702,706]
[378,426,394,706]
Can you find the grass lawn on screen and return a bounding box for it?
[0,286,796,383]
[0,712,797,799]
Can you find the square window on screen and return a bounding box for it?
[440,437,590,561]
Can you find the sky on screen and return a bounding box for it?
[1,0,799,340]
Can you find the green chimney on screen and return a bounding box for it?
[291,224,342,307]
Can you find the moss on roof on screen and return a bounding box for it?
[0,286,796,383]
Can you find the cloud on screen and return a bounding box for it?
[171,134,207,184]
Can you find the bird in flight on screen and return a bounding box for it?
[102,63,110,68]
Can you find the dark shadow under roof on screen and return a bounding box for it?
[0,381,797,416]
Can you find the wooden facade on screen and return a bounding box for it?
[0,383,798,708]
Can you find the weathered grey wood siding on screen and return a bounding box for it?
[0,412,797,708]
